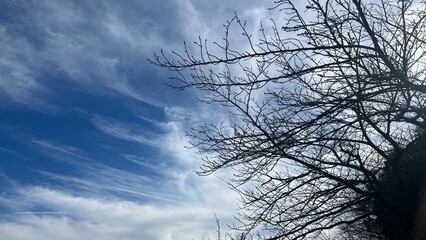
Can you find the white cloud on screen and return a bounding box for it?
[0,183,237,240]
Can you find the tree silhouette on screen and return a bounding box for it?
[152,0,426,239]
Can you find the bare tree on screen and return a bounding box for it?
[152,0,426,239]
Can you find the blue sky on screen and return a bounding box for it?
[0,0,275,239]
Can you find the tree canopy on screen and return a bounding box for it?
[152,0,426,239]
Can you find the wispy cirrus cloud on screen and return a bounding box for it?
[90,115,155,146]
[0,0,185,109]
[24,137,174,203]
[31,139,93,163]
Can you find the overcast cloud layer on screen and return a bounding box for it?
[0,0,281,239]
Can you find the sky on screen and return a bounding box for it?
[0,0,277,239]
